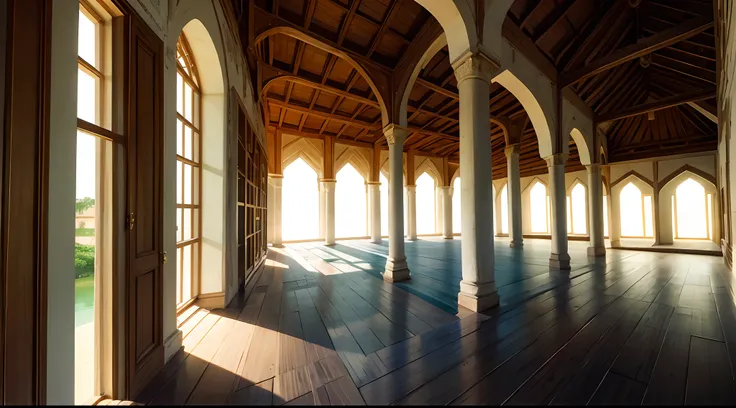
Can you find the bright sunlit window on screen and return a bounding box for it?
[335,164,367,238]
[416,173,436,235]
[603,192,609,237]
[452,177,461,234]
[175,34,201,308]
[500,185,509,234]
[282,158,319,240]
[569,183,587,235]
[620,182,653,238]
[530,181,548,233]
[674,178,711,239]
[380,173,389,236]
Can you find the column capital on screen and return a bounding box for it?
[437,185,452,191]
[365,181,381,186]
[320,179,337,190]
[405,184,417,190]
[452,52,500,85]
[383,124,408,146]
[504,144,521,158]
[268,174,283,187]
[585,163,601,173]
[545,153,568,167]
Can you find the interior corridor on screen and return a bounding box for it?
[137,238,736,405]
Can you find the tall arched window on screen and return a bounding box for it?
[380,173,389,236]
[282,158,319,241]
[500,185,509,234]
[452,177,461,234]
[530,181,549,233]
[603,183,609,237]
[416,172,436,235]
[175,34,201,307]
[620,182,654,237]
[568,182,587,235]
[673,178,712,239]
[336,163,367,238]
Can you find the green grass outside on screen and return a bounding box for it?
[76,228,95,237]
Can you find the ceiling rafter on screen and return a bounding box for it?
[366,0,400,57]
[597,87,716,123]
[561,15,714,87]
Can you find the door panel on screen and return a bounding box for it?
[126,12,163,399]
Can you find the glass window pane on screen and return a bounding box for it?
[644,196,653,237]
[620,183,644,237]
[530,182,548,233]
[78,10,96,66]
[566,197,572,233]
[572,184,587,235]
[184,82,193,122]
[416,173,435,235]
[176,208,183,242]
[603,195,609,237]
[176,248,183,304]
[182,244,192,302]
[675,179,707,239]
[184,163,192,205]
[77,69,97,123]
[176,119,184,156]
[176,161,183,204]
[184,125,193,161]
[176,73,184,115]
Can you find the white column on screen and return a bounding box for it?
[454,53,499,312]
[587,164,606,257]
[322,180,336,245]
[268,175,283,246]
[505,145,523,248]
[383,125,410,282]
[547,153,571,269]
[440,186,453,239]
[406,185,417,240]
[435,188,443,235]
[368,181,381,243]
[318,182,325,239]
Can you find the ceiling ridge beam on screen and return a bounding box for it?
[560,15,713,87]
[597,87,716,123]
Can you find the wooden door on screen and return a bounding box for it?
[126,12,164,399]
[1,0,51,404]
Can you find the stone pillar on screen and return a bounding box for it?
[454,53,499,311]
[439,186,453,238]
[505,144,523,248]
[547,153,571,269]
[406,185,417,240]
[322,180,336,245]
[367,181,381,243]
[318,182,325,239]
[383,125,410,282]
[268,175,283,246]
[587,164,606,257]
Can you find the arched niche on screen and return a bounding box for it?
[165,8,230,349]
[658,169,719,245]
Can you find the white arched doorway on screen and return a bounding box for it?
[567,181,587,235]
[282,158,319,241]
[335,163,367,238]
[530,181,549,234]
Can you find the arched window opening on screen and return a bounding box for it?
[620,182,653,238]
[530,181,549,233]
[282,158,319,241]
[336,164,367,238]
[452,177,461,234]
[673,178,712,240]
[569,183,587,235]
[175,33,202,308]
[380,173,389,236]
[416,172,436,235]
[500,185,509,234]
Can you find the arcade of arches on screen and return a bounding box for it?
[6,0,736,405]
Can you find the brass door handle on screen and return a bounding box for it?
[129,212,135,230]
[162,251,168,264]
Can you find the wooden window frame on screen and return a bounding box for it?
[175,33,203,312]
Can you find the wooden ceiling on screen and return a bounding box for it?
[232,0,717,179]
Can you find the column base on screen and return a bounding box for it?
[510,240,523,248]
[408,236,418,241]
[587,246,606,257]
[458,281,499,312]
[371,238,382,244]
[324,240,336,246]
[270,243,284,248]
[443,236,454,240]
[384,258,410,282]
[610,240,621,247]
[549,253,571,270]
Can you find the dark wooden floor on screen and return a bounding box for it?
[135,237,736,405]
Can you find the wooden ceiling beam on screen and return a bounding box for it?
[337,0,360,46]
[531,0,576,45]
[366,0,399,58]
[597,88,716,123]
[266,98,379,129]
[560,15,713,87]
[303,0,317,29]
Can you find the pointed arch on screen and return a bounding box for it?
[414,156,442,186]
[335,147,371,182]
[657,167,718,244]
[281,137,323,178]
